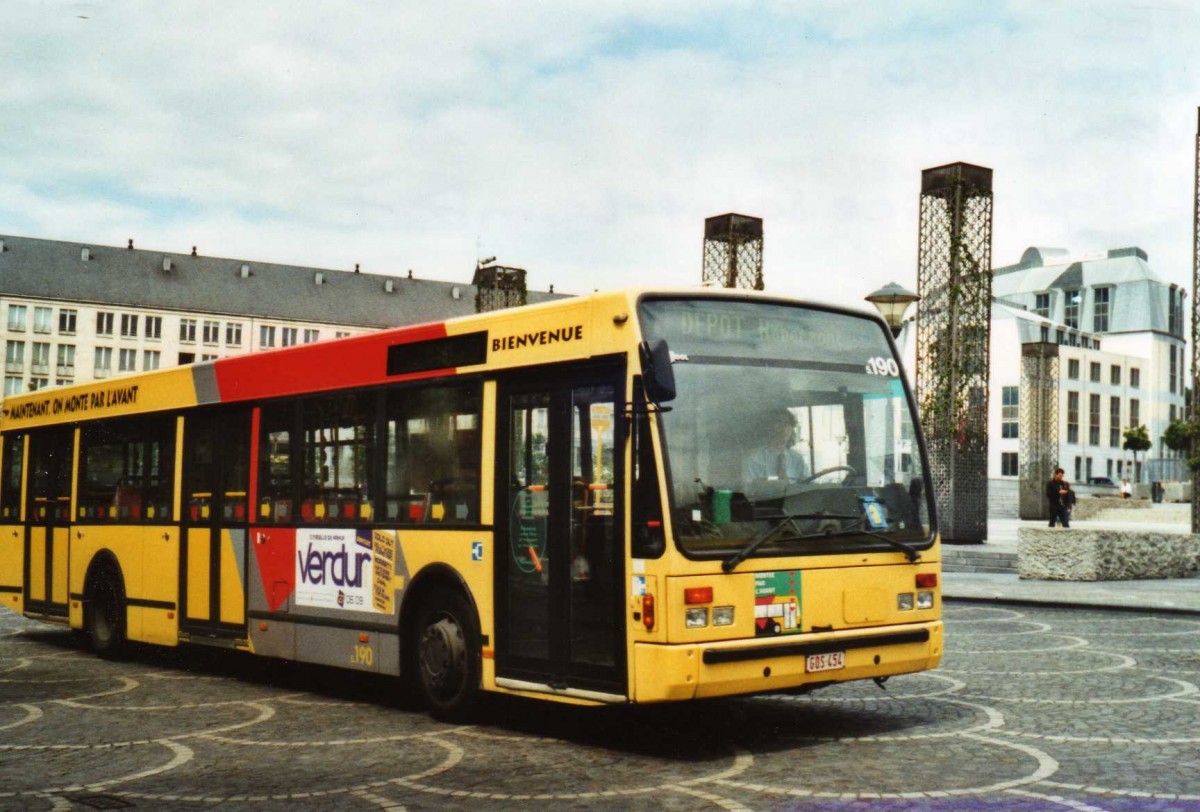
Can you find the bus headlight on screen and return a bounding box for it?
[712,606,735,626]
[917,591,934,610]
[897,593,915,611]
[685,607,708,628]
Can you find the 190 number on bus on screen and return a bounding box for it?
[865,357,899,377]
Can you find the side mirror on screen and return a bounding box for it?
[639,340,676,404]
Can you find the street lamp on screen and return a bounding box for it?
[865,282,920,339]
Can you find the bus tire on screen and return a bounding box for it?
[85,564,127,658]
[412,587,481,721]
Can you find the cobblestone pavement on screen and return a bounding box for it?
[2,604,1199,811]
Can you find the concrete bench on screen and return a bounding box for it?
[1018,527,1200,581]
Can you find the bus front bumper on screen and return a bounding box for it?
[632,620,943,702]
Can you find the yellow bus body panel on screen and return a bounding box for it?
[219,529,245,625]
[71,525,180,647]
[0,524,23,614]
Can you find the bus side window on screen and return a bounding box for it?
[299,393,374,523]
[77,417,175,522]
[257,404,293,523]
[384,383,481,524]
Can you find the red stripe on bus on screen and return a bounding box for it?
[248,407,260,523]
[212,322,449,402]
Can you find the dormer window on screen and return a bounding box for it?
[1033,292,1050,318]
[1063,289,1081,329]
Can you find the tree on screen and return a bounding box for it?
[1163,418,1200,469]
[1122,425,1152,478]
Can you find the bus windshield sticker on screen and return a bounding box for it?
[860,496,887,530]
[753,571,801,636]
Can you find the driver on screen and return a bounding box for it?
[742,409,810,492]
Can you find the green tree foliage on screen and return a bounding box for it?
[1122,424,1152,472]
[1162,420,1195,454]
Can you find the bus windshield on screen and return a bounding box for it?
[639,297,934,561]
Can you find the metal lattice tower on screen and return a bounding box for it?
[472,262,527,313]
[915,162,994,543]
[1192,107,1200,532]
[1019,342,1059,520]
[702,213,764,289]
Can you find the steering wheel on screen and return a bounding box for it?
[803,465,859,485]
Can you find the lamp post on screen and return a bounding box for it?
[865,282,920,339]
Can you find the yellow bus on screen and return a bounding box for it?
[0,289,941,717]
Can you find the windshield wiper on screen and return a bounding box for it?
[722,511,860,573]
[821,526,922,563]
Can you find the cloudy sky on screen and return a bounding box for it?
[3,2,1199,310]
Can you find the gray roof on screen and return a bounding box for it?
[0,234,564,328]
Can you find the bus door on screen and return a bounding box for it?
[180,409,251,639]
[496,366,626,697]
[25,428,73,619]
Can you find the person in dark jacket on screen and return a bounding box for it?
[1045,468,1075,528]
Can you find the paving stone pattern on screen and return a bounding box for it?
[2,604,1199,810]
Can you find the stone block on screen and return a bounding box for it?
[1018,527,1200,581]
[1070,496,1150,521]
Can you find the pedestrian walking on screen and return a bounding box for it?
[1046,467,1076,528]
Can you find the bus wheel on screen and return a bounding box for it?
[86,566,127,658]
[413,587,481,720]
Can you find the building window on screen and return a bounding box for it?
[1086,457,1093,480]
[1001,386,1019,439]
[1034,293,1050,318]
[120,313,138,338]
[1109,397,1121,447]
[1040,325,1050,343]
[226,323,243,347]
[1067,391,1079,444]
[6,305,27,332]
[178,352,195,365]
[203,320,220,344]
[5,341,24,374]
[201,353,218,361]
[56,344,75,376]
[1089,362,1100,383]
[1074,456,1082,482]
[1110,365,1121,386]
[1064,290,1081,329]
[28,377,47,391]
[1169,345,1178,394]
[1001,452,1019,477]
[1067,359,1080,380]
[145,315,162,340]
[3,377,23,396]
[1130,368,1140,389]
[1092,287,1110,332]
[179,319,197,343]
[119,348,137,372]
[336,331,351,339]
[96,312,114,337]
[1130,398,1139,428]
[1169,286,1185,337]
[1170,404,1177,422]
[94,346,113,376]
[58,309,77,335]
[1089,394,1100,445]
[33,307,52,334]
[30,342,49,375]
[281,327,298,347]
[303,328,320,344]
[260,325,276,348]
[144,350,160,371]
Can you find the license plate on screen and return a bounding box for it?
[806,651,845,673]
